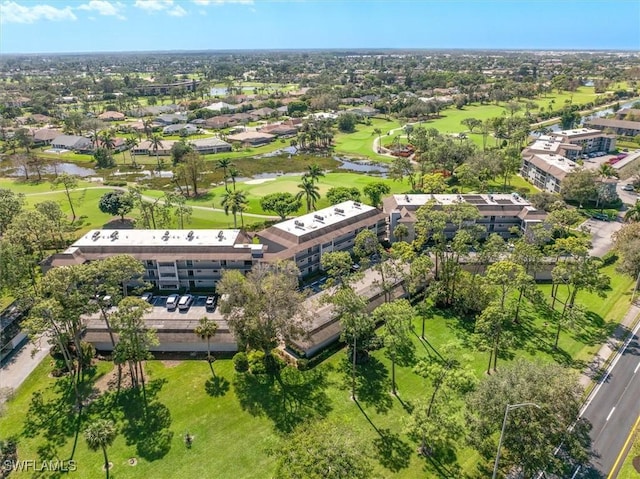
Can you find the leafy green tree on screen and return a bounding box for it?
[94,147,116,169]
[111,297,156,392]
[461,117,482,133]
[295,176,321,212]
[181,151,205,196]
[393,223,409,243]
[421,172,447,194]
[98,190,134,221]
[171,140,193,165]
[561,169,598,208]
[0,188,25,235]
[260,192,301,220]
[362,181,391,208]
[320,251,354,288]
[613,222,640,278]
[337,112,357,133]
[149,134,165,172]
[270,421,374,479]
[84,419,117,479]
[325,186,361,205]
[374,299,415,395]
[195,317,218,369]
[217,261,308,365]
[51,173,79,223]
[624,200,640,223]
[466,359,588,478]
[406,397,463,459]
[389,156,417,191]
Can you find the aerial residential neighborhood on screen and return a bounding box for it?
[1,1,640,479]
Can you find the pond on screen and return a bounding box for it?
[335,157,389,176]
[209,86,258,96]
[0,162,96,177]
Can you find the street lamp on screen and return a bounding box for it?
[492,402,541,479]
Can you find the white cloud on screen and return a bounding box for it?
[0,1,77,24]
[78,0,126,20]
[168,4,186,16]
[134,0,173,12]
[192,0,253,5]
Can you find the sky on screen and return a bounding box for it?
[0,0,639,54]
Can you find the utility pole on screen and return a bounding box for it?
[492,402,541,479]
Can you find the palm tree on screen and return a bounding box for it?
[303,163,325,184]
[125,137,138,166]
[142,119,153,139]
[624,200,640,223]
[99,130,116,153]
[216,158,233,191]
[228,166,240,191]
[84,419,117,479]
[598,163,617,179]
[149,134,164,172]
[195,317,218,370]
[221,189,247,228]
[296,176,321,213]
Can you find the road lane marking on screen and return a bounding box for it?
[607,413,640,479]
[634,362,640,374]
[606,407,616,421]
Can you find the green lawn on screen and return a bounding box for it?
[334,117,402,160]
[619,424,640,479]
[1,259,634,478]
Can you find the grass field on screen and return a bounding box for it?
[334,117,402,160]
[619,424,640,479]
[0,260,634,479]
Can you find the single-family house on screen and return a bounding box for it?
[347,106,378,118]
[163,124,199,136]
[226,131,275,146]
[132,139,177,156]
[191,138,232,154]
[204,115,237,129]
[98,111,126,121]
[51,135,92,151]
[33,128,62,146]
[259,124,297,137]
[155,113,188,126]
[230,112,252,123]
[205,102,238,112]
[248,107,276,120]
[30,114,52,124]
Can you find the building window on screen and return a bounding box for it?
[186,260,193,267]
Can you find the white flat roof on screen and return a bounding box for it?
[73,229,242,248]
[272,200,376,237]
[528,135,564,153]
[390,193,532,207]
[532,153,578,173]
[553,127,601,137]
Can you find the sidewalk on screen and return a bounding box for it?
[0,339,50,395]
[579,300,640,389]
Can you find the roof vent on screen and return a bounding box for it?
[110,231,119,241]
[91,231,100,241]
[313,214,325,222]
[294,220,305,228]
[353,202,361,208]
[404,194,410,202]
[334,208,345,215]
[187,230,194,240]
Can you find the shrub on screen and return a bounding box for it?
[601,251,619,267]
[232,352,249,372]
[296,358,310,371]
[103,180,127,187]
[247,350,266,375]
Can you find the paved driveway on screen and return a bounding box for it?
[580,217,624,257]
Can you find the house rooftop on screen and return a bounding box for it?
[70,229,243,249]
[271,200,377,238]
[387,193,532,208]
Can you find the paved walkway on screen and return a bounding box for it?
[579,300,640,389]
[0,338,50,395]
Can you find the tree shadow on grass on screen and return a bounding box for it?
[372,427,413,473]
[117,378,173,461]
[205,376,230,397]
[233,366,331,433]
[339,356,392,414]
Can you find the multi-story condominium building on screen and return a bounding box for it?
[585,117,640,137]
[383,193,546,243]
[520,152,579,193]
[548,128,616,159]
[50,229,265,290]
[50,201,387,287]
[256,200,387,276]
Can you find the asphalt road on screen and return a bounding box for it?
[581,320,640,477]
